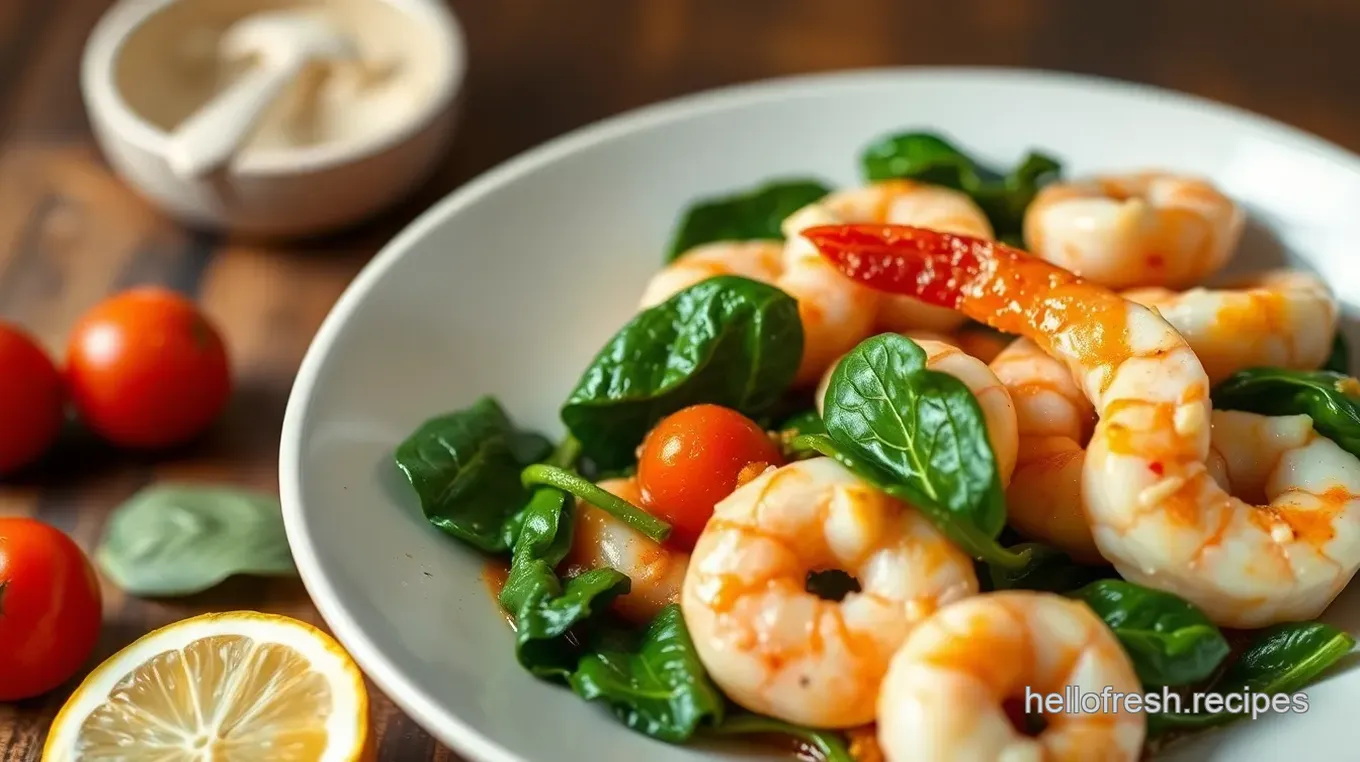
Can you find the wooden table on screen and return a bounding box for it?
[2,0,1358,758]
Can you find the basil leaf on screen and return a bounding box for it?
[562,276,803,469]
[568,604,725,742]
[820,334,1021,566]
[94,484,295,596]
[666,179,832,261]
[1212,368,1360,457]
[1071,579,1230,688]
[1325,333,1351,374]
[710,714,853,762]
[499,488,631,677]
[988,543,1114,593]
[395,396,553,553]
[792,432,1027,569]
[1149,622,1354,734]
[860,131,1061,239]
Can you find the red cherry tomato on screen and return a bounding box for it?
[0,518,103,701]
[66,288,231,449]
[637,404,784,550]
[0,323,65,475]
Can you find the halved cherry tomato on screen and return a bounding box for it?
[0,322,65,475]
[637,404,784,550]
[0,518,103,701]
[66,287,231,449]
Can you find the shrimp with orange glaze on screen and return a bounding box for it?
[1124,269,1338,384]
[816,334,1019,487]
[804,224,1360,627]
[1024,173,1244,289]
[640,209,880,386]
[819,180,995,333]
[681,457,978,727]
[876,591,1144,762]
[564,477,688,625]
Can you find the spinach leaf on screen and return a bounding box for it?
[1325,333,1351,374]
[710,714,853,762]
[776,408,826,460]
[860,131,1061,239]
[498,488,631,677]
[1070,580,1230,688]
[562,276,803,469]
[95,484,295,596]
[523,464,671,543]
[568,604,725,742]
[395,397,553,553]
[666,179,832,261]
[1149,622,1354,734]
[819,334,1025,568]
[1212,368,1360,458]
[987,543,1113,594]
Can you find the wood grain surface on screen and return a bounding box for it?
[1,0,1358,759]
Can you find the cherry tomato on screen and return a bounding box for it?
[0,518,103,700]
[0,323,65,475]
[637,404,784,549]
[66,288,231,449]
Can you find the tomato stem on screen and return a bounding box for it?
[521,464,672,544]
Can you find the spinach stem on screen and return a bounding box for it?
[708,714,851,762]
[547,435,582,470]
[522,464,671,543]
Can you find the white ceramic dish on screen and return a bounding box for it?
[81,0,465,238]
[280,68,1360,762]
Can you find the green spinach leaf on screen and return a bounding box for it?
[666,179,832,261]
[562,276,803,469]
[710,714,853,762]
[498,488,631,677]
[988,543,1113,594]
[860,131,1061,239]
[1149,621,1354,734]
[1212,368,1360,458]
[1325,333,1351,374]
[95,484,295,596]
[776,408,826,460]
[395,397,553,553]
[819,334,1025,568]
[568,604,725,742]
[1071,580,1230,688]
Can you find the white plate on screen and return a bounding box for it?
[280,68,1360,762]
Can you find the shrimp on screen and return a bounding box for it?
[681,457,978,727]
[816,336,1019,487]
[1124,269,1338,384]
[876,591,1144,762]
[804,224,1360,627]
[1024,173,1245,290]
[820,180,994,333]
[639,217,879,386]
[564,477,688,624]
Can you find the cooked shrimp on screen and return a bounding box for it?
[640,218,879,386]
[681,457,978,727]
[816,336,1019,487]
[989,338,1102,563]
[564,477,688,624]
[806,225,1360,627]
[1124,269,1338,384]
[877,591,1144,762]
[953,325,1014,365]
[821,180,994,333]
[1024,173,1244,290]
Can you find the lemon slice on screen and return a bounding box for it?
[44,611,369,762]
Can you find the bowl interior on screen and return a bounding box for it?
[281,69,1360,762]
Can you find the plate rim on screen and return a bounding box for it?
[277,65,1360,762]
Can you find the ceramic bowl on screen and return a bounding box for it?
[280,68,1360,762]
[80,0,465,238]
